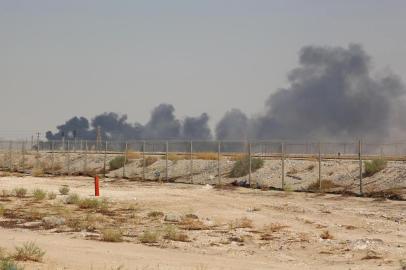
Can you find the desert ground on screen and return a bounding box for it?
[0,175,405,270]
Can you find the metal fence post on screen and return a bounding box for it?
[248,142,252,188]
[84,140,88,173]
[190,140,193,183]
[123,142,128,178]
[21,141,25,172]
[51,141,55,175]
[359,139,363,196]
[142,141,146,180]
[281,142,285,189]
[217,141,221,185]
[103,141,107,178]
[318,142,322,192]
[67,140,71,175]
[8,141,12,172]
[165,141,168,183]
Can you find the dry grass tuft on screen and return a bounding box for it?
[13,242,45,262]
[13,188,27,198]
[306,180,340,192]
[139,230,160,243]
[147,211,164,219]
[179,217,207,230]
[260,223,288,240]
[229,217,253,229]
[32,189,46,201]
[31,166,44,177]
[101,229,123,242]
[163,225,189,242]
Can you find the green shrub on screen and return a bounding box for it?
[47,192,57,200]
[32,189,46,201]
[13,242,45,262]
[364,159,387,177]
[59,186,70,195]
[78,198,100,209]
[229,156,264,177]
[139,230,159,243]
[0,258,24,270]
[109,156,128,171]
[101,229,123,242]
[13,188,27,198]
[65,193,80,205]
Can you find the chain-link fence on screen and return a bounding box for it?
[1,139,405,196]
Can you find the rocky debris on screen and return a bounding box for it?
[350,238,384,250]
[42,216,65,229]
[165,213,181,223]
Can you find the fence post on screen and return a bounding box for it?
[217,141,221,185]
[165,141,168,183]
[358,139,363,196]
[8,141,12,172]
[142,141,146,180]
[190,140,193,183]
[103,141,107,178]
[318,142,322,192]
[281,142,285,190]
[51,141,55,175]
[248,142,252,188]
[21,141,25,172]
[123,142,128,178]
[67,140,71,175]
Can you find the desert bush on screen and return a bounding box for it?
[13,188,27,198]
[306,179,340,192]
[109,156,128,170]
[13,242,45,262]
[65,193,80,204]
[147,211,164,219]
[144,156,158,167]
[47,192,57,200]
[78,198,100,209]
[139,230,159,243]
[59,185,70,195]
[163,225,189,242]
[31,167,44,177]
[179,217,206,230]
[364,159,387,177]
[229,156,264,178]
[229,217,253,229]
[0,258,24,270]
[32,189,46,201]
[101,229,123,242]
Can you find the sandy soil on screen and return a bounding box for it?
[0,176,405,269]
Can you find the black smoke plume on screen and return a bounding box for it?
[47,44,406,141]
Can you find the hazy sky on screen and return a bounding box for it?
[1,0,405,139]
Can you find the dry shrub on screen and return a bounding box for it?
[13,188,27,198]
[31,167,44,177]
[163,225,189,242]
[101,229,123,242]
[47,192,57,200]
[306,180,340,192]
[320,230,334,240]
[364,159,387,177]
[194,152,218,160]
[59,185,70,195]
[13,242,45,262]
[0,258,24,270]
[144,156,158,167]
[65,193,80,204]
[260,223,288,240]
[147,211,164,219]
[229,217,253,229]
[179,217,206,230]
[139,230,159,243]
[32,189,46,201]
[0,204,4,217]
[1,190,10,198]
[365,188,405,201]
[127,151,141,160]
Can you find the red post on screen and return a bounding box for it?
[94,175,100,196]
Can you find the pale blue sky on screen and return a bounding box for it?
[1,0,405,139]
